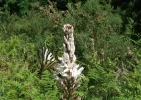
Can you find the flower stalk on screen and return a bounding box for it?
[54,24,84,100]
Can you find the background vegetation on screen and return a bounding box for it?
[0,0,141,100]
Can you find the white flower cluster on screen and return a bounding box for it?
[54,24,83,80]
[55,60,84,80]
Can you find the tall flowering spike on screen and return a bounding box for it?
[54,24,84,100]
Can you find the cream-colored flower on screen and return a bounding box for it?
[70,65,84,79]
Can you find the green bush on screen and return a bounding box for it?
[0,0,141,100]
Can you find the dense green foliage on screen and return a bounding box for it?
[0,0,141,100]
